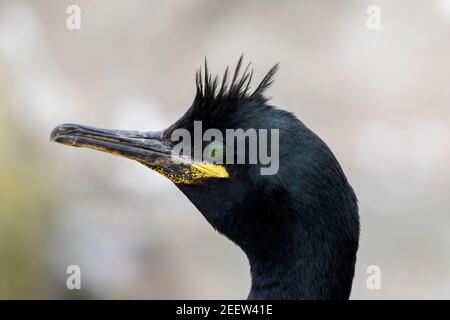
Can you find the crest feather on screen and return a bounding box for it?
[166,56,279,134]
[195,55,278,105]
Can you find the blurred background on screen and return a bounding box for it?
[0,0,449,299]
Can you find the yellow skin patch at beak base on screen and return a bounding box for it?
[150,162,229,184]
[192,162,229,178]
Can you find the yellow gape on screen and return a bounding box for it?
[149,162,229,184]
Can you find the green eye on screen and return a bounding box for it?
[206,142,224,162]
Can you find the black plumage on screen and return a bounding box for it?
[174,57,359,299]
[51,56,360,300]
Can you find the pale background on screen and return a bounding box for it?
[1,0,449,299]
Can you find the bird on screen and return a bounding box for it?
[51,56,360,300]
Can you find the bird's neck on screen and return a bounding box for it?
[248,254,309,300]
[179,183,357,300]
[246,237,342,300]
[235,199,356,300]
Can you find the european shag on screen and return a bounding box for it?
[51,57,360,300]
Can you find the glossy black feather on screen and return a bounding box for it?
[166,57,359,300]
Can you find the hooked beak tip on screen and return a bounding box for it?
[51,123,69,142]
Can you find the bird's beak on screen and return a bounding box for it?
[50,123,228,184]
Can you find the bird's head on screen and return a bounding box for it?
[51,57,358,269]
